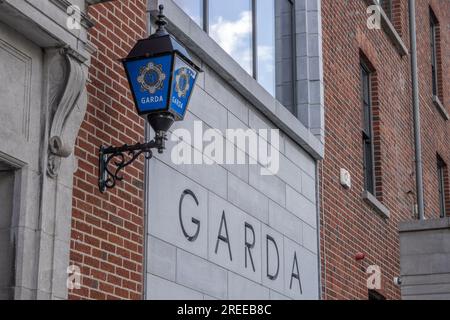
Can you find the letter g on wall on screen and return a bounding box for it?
[179,189,201,242]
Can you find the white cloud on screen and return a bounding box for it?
[258,45,274,65]
[209,11,253,74]
[209,10,275,94]
[257,45,275,94]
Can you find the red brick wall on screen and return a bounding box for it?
[320,0,450,300]
[69,0,148,300]
[385,0,404,36]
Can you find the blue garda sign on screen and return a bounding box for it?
[124,55,172,114]
[169,55,197,118]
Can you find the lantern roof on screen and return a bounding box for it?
[125,34,189,62]
[123,5,201,72]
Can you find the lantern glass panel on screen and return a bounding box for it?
[124,54,173,115]
[169,54,198,119]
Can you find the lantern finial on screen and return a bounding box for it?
[155,4,168,36]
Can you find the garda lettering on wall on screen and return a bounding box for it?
[179,190,303,293]
[148,160,319,299]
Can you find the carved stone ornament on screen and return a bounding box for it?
[47,47,87,178]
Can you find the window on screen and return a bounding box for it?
[173,0,204,28]
[173,0,295,112]
[430,9,439,97]
[437,156,447,218]
[0,164,16,300]
[361,62,375,195]
[209,0,253,75]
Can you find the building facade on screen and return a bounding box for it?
[69,0,324,300]
[0,0,448,300]
[321,0,449,300]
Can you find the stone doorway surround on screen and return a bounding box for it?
[0,0,107,300]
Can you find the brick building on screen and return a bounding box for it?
[0,0,448,300]
[321,0,449,300]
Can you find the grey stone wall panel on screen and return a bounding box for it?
[145,0,321,300]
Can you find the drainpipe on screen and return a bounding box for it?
[408,0,425,220]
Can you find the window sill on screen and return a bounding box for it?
[365,0,408,56]
[433,95,449,121]
[362,191,390,219]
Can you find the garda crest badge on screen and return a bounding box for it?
[175,67,190,98]
[137,62,166,94]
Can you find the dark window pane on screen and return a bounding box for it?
[275,0,295,113]
[430,11,439,96]
[363,103,371,137]
[209,0,253,75]
[173,0,203,28]
[361,65,372,137]
[364,137,375,194]
[0,167,16,300]
[361,63,375,195]
[437,157,446,218]
[361,66,370,104]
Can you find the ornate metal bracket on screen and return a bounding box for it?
[98,132,166,193]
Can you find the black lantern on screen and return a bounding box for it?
[98,5,202,193]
